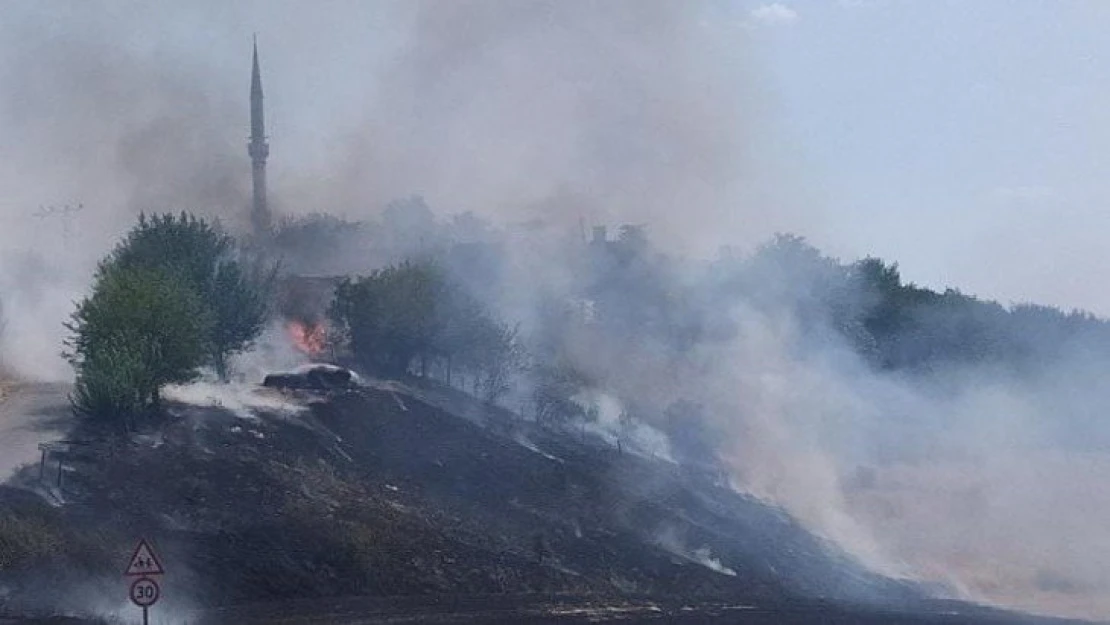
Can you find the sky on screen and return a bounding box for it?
[2,1,1110,314]
[741,1,1110,313]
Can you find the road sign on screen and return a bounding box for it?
[129,577,160,608]
[124,539,165,577]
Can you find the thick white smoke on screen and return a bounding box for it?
[524,242,1110,619]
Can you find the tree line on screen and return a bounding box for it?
[68,209,1110,435]
[725,234,1110,372]
[67,212,524,432]
[517,230,1110,432]
[328,260,524,402]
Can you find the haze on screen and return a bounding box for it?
[3,1,1108,314]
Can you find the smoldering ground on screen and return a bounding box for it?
[1,1,1108,621]
[501,232,1110,619]
[681,293,1110,620]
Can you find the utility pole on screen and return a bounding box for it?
[32,203,84,241]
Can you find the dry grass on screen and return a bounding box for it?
[0,509,64,570]
[0,488,119,577]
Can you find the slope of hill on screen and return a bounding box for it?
[0,379,1090,624]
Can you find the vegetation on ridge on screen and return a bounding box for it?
[65,213,273,428]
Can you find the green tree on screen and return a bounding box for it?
[330,259,524,397]
[66,267,211,430]
[104,212,274,379]
[455,317,525,402]
[331,261,440,376]
[208,260,274,379]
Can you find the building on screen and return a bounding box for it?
[248,36,271,235]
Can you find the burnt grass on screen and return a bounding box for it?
[0,380,1087,623]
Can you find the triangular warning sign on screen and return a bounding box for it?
[124,539,165,576]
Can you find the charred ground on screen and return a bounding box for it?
[0,379,1091,624]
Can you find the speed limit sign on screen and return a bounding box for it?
[129,577,160,608]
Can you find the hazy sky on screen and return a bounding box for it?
[743,1,1110,313]
[3,1,1109,314]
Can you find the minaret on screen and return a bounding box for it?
[248,36,271,234]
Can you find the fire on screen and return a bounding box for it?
[286,319,327,356]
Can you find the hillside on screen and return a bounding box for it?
[0,378,1090,624]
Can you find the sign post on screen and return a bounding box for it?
[129,577,160,625]
[124,539,164,624]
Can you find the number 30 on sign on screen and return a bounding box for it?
[130,577,160,608]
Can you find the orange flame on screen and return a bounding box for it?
[287,319,327,356]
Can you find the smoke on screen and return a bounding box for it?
[0,0,802,376]
[278,4,1110,616]
[655,526,737,577]
[2,1,1109,621]
[280,0,814,251]
[0,5,248,380]
[541,247,1110,620]
[162,380,306,423]
[693,547,738,578]
[8,576,200,625]
[573,390,675,463]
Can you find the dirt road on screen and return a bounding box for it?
[0,382,73,481]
